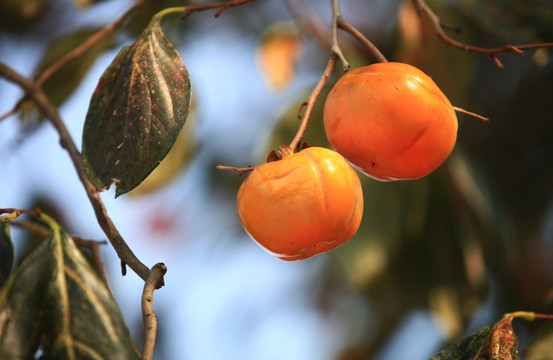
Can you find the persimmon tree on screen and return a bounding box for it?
[0,0,552,359]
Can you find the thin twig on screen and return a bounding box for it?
[0,62,152,282]
[286,0,386,64]
[412,0,553,69]
[141,263,167,360]
[0,102,20,122]
[337,17,387,63]
[0,0,144,122]
[215,164,256,176]
[36,0,145,87]
[283,0,332,50]
[182,0,257,20]
[453,106,489,122]
[330,0,349,71]
[289,55,338,151]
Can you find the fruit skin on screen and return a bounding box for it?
[237,147,363,261]
[323,62,458,181]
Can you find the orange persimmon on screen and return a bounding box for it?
[323,62,458,181]
[237,147,363,261]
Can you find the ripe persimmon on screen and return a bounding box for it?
[323,62,458,181]
[237,147,363,261]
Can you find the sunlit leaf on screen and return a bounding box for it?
[0,215,135,359]
[0,222,14,292]
[82,14,191,197]
[257,22,303,91]
[430,315,519,360]
[18,28,115,127]
[128,103,197,197]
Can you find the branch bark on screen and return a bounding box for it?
[141,263,167,360]
[0,62,152,282]
[412,0,553,68]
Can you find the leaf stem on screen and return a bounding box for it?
[154,6,188,20]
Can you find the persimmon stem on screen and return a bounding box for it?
[453,106,489,122]
[289,55,338,152]
[412,0,553,68]
[216,165,256,176]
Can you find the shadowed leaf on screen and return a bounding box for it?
[0,222,13,288]
[0,216,135,359]
[0,0,44,31]
[18,28,114,127]
[430,315,519,360]
[82,14,191,197]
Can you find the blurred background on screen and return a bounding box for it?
[1,0,553,359]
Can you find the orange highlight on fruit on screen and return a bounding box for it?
[323,62,458,181]
[237,147,363,261]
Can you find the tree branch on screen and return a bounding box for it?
[0,62,153,282]
[288,55,338,152]
[181,0,257,20]
[141,263,167,360]
[285,0,387,63]
[330,0,349,72]
[337,17,388,63]
[0,0,144,122]
[412,0,553,69]
[36,0,145,87]
[283,0,332,51]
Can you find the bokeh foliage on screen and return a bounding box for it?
[0,0,552,359]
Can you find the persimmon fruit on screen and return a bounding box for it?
[237,147,363,261]
[323,62,458,181]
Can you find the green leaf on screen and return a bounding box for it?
[0,216,136,359]
[430,316,519,360]
[0,222,13,288]
[82,14,191,197]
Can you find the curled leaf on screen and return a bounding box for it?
[82,14,191,197]
[430,315,519,360]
